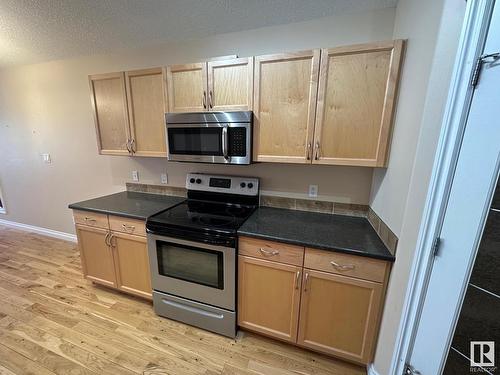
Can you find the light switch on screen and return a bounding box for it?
[42,153,51,164]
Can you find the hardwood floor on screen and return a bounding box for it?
[0,225,366,375]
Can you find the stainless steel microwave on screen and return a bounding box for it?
[165,111,252,165]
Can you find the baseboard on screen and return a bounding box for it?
[0,218,77,242]
[367,363,381,375]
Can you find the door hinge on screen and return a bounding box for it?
[404,363,421,375]
[470,52,500,87]
[432,237,441,257]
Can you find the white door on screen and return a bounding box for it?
[406,2,500,374]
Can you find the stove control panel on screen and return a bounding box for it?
[186,173,259,196]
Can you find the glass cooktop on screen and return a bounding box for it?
[147,200,256,235]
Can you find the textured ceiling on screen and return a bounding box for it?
[0,0,397,67]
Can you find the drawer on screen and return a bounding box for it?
[73,210,109,229]
[109,215,146,237]
[304,248,387,283]
[239,237,304,266]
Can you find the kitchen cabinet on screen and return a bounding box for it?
[89,72,131,155]
[75,225,117,287]
[238,256,301,343]
[313,40,404,167]
[111,232,151,299]
[125,68,167,157]
[207,58,253,111]
[73,210,152,300]
[166,57,253,112]
[253,50,320,163]
[297,269,383,364]
[166,63,207,112]
[237,237,390,365]
[89,68,168,157]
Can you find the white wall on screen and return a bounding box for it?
[371,0,466,373]
[0,8,395,235]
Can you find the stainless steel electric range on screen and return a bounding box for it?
[146,173,259,338]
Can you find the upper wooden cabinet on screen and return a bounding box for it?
[253,50,320,163]
[166,58,253,113]
[207,58,253,111]
[166,63,207,112]
[89,73,131,156]
[313,40,404,167]
[89,68,168,157]
[125,68,167,157]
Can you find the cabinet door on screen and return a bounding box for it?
[125,68,167,157]
[89,73,131,155]
[253,50,320,163]
[166,63,208,112]
[75,225,116,287]
[110,232,152,299]
[207,58,253,111]
[238,256,301,343]
[313,40,404,167]
[297,269,383,364]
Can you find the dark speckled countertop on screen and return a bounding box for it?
[69,191,185,220]
[238,207,395,261]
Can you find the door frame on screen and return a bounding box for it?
[388,1,496,374]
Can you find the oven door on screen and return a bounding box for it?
[147,234,235,310]
[166,123,251,164]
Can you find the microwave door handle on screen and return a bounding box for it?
[222,125,229,160]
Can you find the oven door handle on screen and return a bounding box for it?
[222,124,229,160]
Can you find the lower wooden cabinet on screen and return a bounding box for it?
[238,256,301,342]
[111,232,152,299]
[76,225,116,288]
[74,212,152,300]
[237,237,390,365]
[297,269,383,364]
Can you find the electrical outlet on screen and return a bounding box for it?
[41,153,51,164]
[160,173,168,184]
[308,185,318,198]
[132,170,139,182]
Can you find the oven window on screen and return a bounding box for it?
[156,240,224,289]
[168,128,222,155]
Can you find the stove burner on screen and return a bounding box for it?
[199,216,237,227]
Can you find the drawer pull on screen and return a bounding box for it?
[259,248,279,256]
[84,217,97,224]
[122,224,135,232]
[330,261,355,271]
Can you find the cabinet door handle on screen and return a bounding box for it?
[304,272,310,292]
[130,139,136,153]
[306,142,312,160]
[122,224,135,232]
[203,91,207,109]
[209,90,213,109]
[330,261,355,271]
[125,139,132,153]
[295,271,301,290]
[104,231,111,246]
[109,234,116,248]
[259,247,279,256]
[315,141,320,160]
